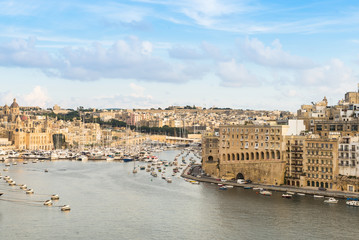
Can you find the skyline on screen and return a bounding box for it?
[1,0,359,111]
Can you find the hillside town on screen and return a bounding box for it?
[1,88,359,194]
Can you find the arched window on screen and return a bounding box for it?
[246,153,249,160]
[256,152,259,160]
[251,152,254,160]
[236,153,239,160]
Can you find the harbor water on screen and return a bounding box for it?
[0,150,358,240]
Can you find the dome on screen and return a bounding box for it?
[4,104,9,109]
[10,98,19,108]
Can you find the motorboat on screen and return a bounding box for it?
[140,166,145,170]
[260,190,272,196]
[44,169,48,173]
[76,155,88,162]
[253,187,263,191]
[51,194,60,200]
[313,195,324,198]
[20,184,27,190]
[61,205,71,211]
[166,178,172,183]
[9,181,16,186]
[297,193,306,196]
[26,189,34,194]
[219,186,228,190]
[3,168,9,171]
[44,200,53,206]
[324,197,338,204]
[5,163,10,167]
[133,168,138,174]
[282,193,292,198]
[286,192,295,195]
[190,180,200,185]
[346,200,359,207]
[226,185,234,189]
[0,192,3,196]
[23,161,28,164]
[12,162,17,165]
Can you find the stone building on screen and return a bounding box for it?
[337,136,359,192]
[201,134,220,177]
[303,136,339,190]
[284,135,306,187]
[204,124,289,185]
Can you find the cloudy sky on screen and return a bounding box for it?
[0,0,359,111]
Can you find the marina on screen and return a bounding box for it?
[1,149,359,239]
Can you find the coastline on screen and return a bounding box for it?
[181,165,359,199]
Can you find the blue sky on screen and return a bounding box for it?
[0,0,359,111]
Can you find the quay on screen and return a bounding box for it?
[181,165,359,199]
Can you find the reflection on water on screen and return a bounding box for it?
[0,150,358,240]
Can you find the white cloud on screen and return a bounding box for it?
[296,58,357,87]
[23,86,50,108]
[217,59,260,87]
[0,37,209,83]
[240,37,315,69]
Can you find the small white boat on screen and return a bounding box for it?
[23,161,28,164]
[12,162,17,165]
[3,168,9,171]
[282,193,292,198]
[324,197,338,204]
[190,180,200,185]
[346,200,359,207]
[253,187,263,191]
[297,193,306,196]
[313,195,324,198]
[51,194,60,200]
[44,200,53,206]
[61,205,71,211]
[9,181,16,186]
[26,189,34,194]
[166,178,172,183]
[132,168,138,174]
[5,163,10,167]
[20,184,27,190]
[226,185,234,189]
[286,192,295,195]
[260,190,272,196]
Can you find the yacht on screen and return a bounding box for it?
[76,155,88,161]
[61,205,71,211]
[51,194,60,200]
[26,189,34,194]
[260,190,272,196]
[50,152,59,160]
[44,200,53,206]
[324,197,338,204]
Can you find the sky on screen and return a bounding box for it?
[0,0,359,111]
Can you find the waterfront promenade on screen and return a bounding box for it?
[181,165,359,199]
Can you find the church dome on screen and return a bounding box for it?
[10,98,19,108]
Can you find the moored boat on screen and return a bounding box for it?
[324,197,338,204]
[282,193,292,198]
[260,190,272,196]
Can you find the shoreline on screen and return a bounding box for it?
[181,166,359,199]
